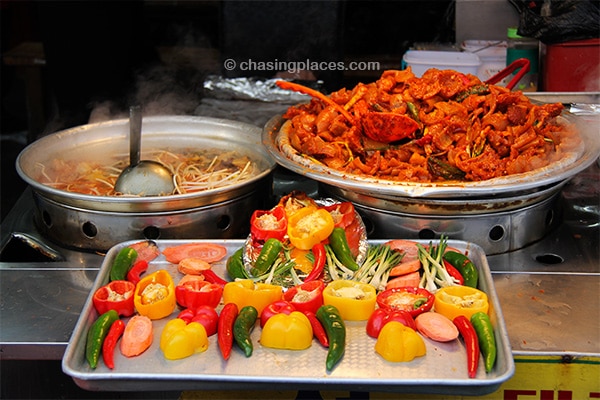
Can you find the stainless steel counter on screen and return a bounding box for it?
[1,161,598,362]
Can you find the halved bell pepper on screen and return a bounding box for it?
[134,269,176,320]
[375,321,426,362]
[283,280,325,314]
[222,279,283,315]
[434,286,489,321]
[287,206,335,250]
[92,280,135,317]
[160,318,208,360]
[376,287,435,318]
[250,205,288,243]
[366,308,416,338]
[175,280,223,310]
[322,202,356,229]
[260,300,296,328]
[177,305,219,336]
[322,280,377,321]
[260,311,313,350]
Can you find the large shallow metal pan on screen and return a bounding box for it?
[16,116,276,213]
[62,239,514,395]
[262,112,599,199]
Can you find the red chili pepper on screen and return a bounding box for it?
[304,311,329,348]
[304,243,326,282]
[443,259,465,285]
[126,260,148,285]
[217,303,239,360]
[201,269,228,287]
[175,280,223,310]
[260,300,296,328]
[177,305,219,336]
[453,315,480,378]
[250,205,288,242]
[102,319,125,369]
[92,280,136,317]
[283,280,325,314]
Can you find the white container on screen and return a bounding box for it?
[402,50,481,77]
[461,40,508,83]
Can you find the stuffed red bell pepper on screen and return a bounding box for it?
[93,280,136,317]
[250,205,288,242]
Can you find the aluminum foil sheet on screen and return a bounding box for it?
[202,75,316,103]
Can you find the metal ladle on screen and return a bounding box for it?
[114,106,175,196]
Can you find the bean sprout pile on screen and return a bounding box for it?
[35,149,258,196]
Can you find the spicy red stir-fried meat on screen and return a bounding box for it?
[280,68,577,182]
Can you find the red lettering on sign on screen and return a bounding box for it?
[504,390,577,400]
[504,390,537,400]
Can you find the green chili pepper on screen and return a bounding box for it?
[316,304,346,371]
[109,247,138,282]
[226,247,249,280]
[427,156,467,181]
[407,101,420,122]
[471,311,497,373]
[455,84,490,102]
[85,309,119,368]
[251,238,283,277]
[329,227,359,271]
[443,251,479,288]
[233,305,258,357]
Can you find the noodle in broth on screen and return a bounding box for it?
[35,149,258,196]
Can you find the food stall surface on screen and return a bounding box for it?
[1,95,599,399]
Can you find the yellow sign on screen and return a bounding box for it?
[180,355,600,400]
[321,355,600,400]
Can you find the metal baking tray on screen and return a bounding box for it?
[62,239,514,395]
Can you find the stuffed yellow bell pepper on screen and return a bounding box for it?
[322,279,377,321]
[375,321,426,362]
[260,311,313,350]
[134,269,176,320]
[434,286,489,321]
[222,279,282,315]
[287,206,335,250]
[160,318,208,360]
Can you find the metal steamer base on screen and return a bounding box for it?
[320,182,564,255]
[30,176,273,253]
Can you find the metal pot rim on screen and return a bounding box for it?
[263,112,599,199]
[17,115,276,212]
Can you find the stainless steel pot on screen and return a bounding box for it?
[16,116,276,252]
[263,110,599,254]
[263,113,599,198]
[320,182,564,254]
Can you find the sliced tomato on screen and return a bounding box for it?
[120,315,153,358]
[385,239,420,263]
[127,240,160,263]
[178,258,212,275]
[389,259,421,277]
[163,243,228,264]
[385,271,421,290]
